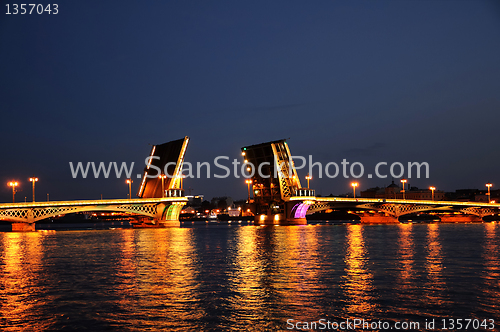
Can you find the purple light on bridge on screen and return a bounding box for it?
[293,203,311,219]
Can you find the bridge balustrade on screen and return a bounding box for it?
[165,189,185,198]
[294,189,315,197]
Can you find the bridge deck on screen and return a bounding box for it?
[313,197,500,208]
[0,197,187,210]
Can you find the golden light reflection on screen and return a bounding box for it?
[482,223,499,300]
[106,228,203,330]
[0,232,52,330]
[275,226,322,313]
[230,226,264,321]
[115,229,138,284]
[424,223,446,306]
[343,225,375,314]
[393,223,420,317]
[397,223,415,283]
[229,225,324,326]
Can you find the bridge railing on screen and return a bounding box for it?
[294,189,315,197]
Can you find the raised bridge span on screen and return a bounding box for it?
[1,137,190,231]
[241,139,499,225]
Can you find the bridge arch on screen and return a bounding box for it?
[0,200,186,225]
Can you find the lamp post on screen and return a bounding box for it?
[160,174,167,197]
[486,183,492,203]
[245,179,252,202]
[429,186,436,201]
[305,174,312,189]
[126,179,133,199]
[29,177,38,202]
[8,181,18,203]
[351,182,358,198]
[401,179,407,200]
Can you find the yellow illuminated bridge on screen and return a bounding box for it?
[0,197,187,231]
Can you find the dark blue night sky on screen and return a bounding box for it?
[1,0,499,202]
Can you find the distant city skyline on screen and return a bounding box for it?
[1,1,499,202]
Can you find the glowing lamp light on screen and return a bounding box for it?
[486,183,493,203]
[8,181,19,203]
[29,177,39,202]
[400,179,407,200]
[429,186,436,201]
[351,182,358,199]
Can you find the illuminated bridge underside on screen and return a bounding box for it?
[308,198,500,218]
[0,198,187,224]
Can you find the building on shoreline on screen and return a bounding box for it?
[361,181,445,200]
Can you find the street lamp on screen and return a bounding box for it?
[29,177,38,202]
[351,182,358,198]
[159,174,167,197]
[8,181,19,203]
[486,183,493,203]
[429,186,436,201]
[401,179,407,200]
[245,179,252,202]
[126,179,133,199]
[305,174,312,189]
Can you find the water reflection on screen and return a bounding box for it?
[424,223,447,308]
[0,232,51,331]
[228,225,325,329]
[342,225,375,314]
[229,226,267,328]
[482,222,499,313]
[397,223,415,282]
[275,226,323,318]
[1,224,500,330]
[393,223,421,317]
[105,229,203,331]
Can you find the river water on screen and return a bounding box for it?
[0,223,499,331]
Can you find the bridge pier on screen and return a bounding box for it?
[158,220,181,227]
[254,201,310,226]
[440,214,483,223]
[356,212,399,224]
[11,222,36,232]
[254,213,307,226]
